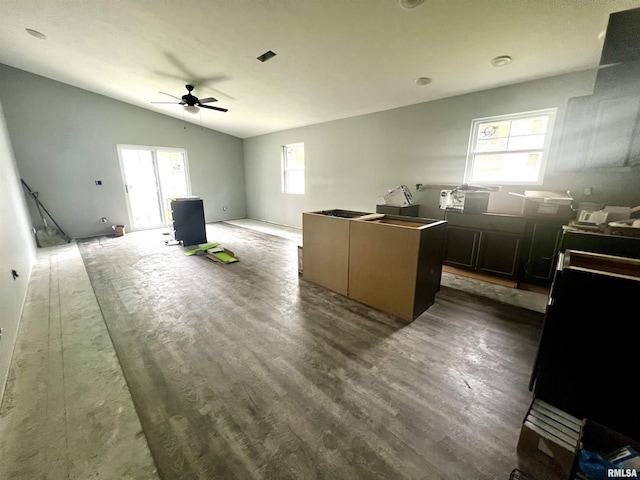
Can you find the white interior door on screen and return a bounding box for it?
[118,146,191,230]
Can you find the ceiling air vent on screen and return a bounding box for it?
[257,50,277,62]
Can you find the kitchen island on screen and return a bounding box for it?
[302,210,446,321]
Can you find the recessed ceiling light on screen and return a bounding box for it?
[25,28,46,40]
[490,55,512,67]
[399,0,425,8]
[414,77,432,86]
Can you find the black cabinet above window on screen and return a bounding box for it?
[556,90,640,172]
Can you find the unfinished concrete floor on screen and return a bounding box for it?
[0,242,158,479]
[1,221,560,479]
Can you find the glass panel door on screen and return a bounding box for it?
[120,148,163,229]
[156,150,190,224]
[118,146,191,230]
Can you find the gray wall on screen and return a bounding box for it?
[0,64,246,239]
[244,69,640,227]
[0,97,37,401]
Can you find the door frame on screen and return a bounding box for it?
[116,144,192,231]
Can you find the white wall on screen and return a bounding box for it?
[0,97,37,402]
[0,64,246,239]
[244,69,640,228]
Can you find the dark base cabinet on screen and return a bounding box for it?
[442,211,565,285]
[442,211,526,280]
[169,197,207,247]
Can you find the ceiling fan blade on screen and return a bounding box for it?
[159,91,182,100]
[199,104,228,112]
[198,97,218,104]
[151,101,182,104]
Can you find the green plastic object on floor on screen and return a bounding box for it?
[212,251,238,263]
[184,243,220,256]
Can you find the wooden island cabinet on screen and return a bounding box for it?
[302,210,446,322]
[348,217,446,321]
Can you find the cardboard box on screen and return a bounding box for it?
[517,398,581,477]
[510,191,575,219]
[605,224,640,238]
[113,224,126,237]
[297,245,303,274]
[383,185,413,207]
[205,248,238,264]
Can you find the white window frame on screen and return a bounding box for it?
[281,142,305,194]
[464,108,557,185]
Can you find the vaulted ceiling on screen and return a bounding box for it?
[1,0,639,138]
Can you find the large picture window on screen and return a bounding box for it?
[282,143,305,194]
[465,109,556,185]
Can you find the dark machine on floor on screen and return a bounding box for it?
[167,197,207,247]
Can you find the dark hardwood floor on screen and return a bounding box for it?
[77,222,551,480]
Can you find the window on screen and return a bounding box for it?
[282,143,305,194]
[465,109,556,185]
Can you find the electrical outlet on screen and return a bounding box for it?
[95,180,103,185]
[584,187,593,196]
[102,217,108,223]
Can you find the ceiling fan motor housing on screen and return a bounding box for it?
[181,94,198,106]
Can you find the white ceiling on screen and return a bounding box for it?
[1,0,639,139]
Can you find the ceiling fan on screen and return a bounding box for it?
[152,84,228,113]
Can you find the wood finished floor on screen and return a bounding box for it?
[76,222,552,480]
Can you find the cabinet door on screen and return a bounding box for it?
[587,95,640,168]
[476,231,521,278]
[555,95,595,172]
[443,226,479,269]
[524,223,563,284]
[627,115,640,167]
